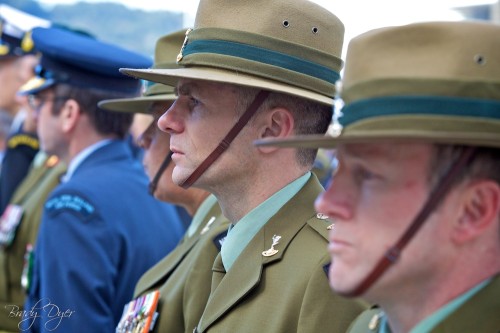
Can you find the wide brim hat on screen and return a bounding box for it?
[97,84,176,114]
[120,0,344,106]
[256,21,500,149]
[99,30,186,114]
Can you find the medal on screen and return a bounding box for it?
[21,244,34,292]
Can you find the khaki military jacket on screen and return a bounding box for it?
[0,155,66,332]
[347,274,500,333]
[195,175,367,333]
[131,197,230,333]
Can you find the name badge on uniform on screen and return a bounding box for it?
[116,290,160,333]
[0,204,24,246]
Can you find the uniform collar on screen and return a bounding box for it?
[61,139,113,182]
[220,172,311,271]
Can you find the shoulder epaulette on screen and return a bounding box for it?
[45,192,96,220]
[7,134,39,150]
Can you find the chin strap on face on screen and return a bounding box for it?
[340,146,477,297]
[148,151,173,196]
[179,90,270,189]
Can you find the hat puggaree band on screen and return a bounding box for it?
[255,21,500,149]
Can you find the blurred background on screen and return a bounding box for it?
[1,0,498,59]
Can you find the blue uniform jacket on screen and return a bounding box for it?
[21,140,184,333]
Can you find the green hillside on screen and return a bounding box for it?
[1,0,184,57]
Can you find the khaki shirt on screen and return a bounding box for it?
[347,274,500,333]
[131,197,230,333]
[195,175,367,333]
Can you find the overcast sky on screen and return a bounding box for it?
[35,0,495,55]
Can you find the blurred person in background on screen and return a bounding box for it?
[0,78,66,333]
[0,6,48,212]
[0,111,12,167]
[17,26,184,332]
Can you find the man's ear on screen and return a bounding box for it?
[60,99,81,133]
[452,180,500,244]
[256,107,294,153]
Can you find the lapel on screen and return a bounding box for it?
[198,175,324,331]
[210,253,227,296]
[135,232,201,296]
[134,203,224,296]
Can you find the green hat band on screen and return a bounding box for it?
[176,28,342,98]
[340,96,500,126]
[183,39,340,85]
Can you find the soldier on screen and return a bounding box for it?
[99,30,230,332]
[18,26,184,332]
[0,6,49,212]
[121,0,367,331]
[0,5,44,121]
[0,8,55,333]
[0,150,66,333]
[257,21,500,332]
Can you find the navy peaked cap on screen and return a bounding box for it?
[21,26,152,94]
[0,29,30,58]
[0,4,49,59]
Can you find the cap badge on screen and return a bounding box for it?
[21,31,34,52]
[0,43,9,56]
[262,234,281,257]
[177,28,193,63]
[368,312,384,331]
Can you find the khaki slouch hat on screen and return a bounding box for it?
[256,21,500,148]
[98,29,185,113]
[120,0,345,105]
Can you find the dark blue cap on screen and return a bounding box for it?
[0,27,34,58]
[0,4,48,59]
[19,26,152,95]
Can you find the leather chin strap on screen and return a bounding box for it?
[148,151,173,196]
[339,146,477,298]
[179,90,270,189]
